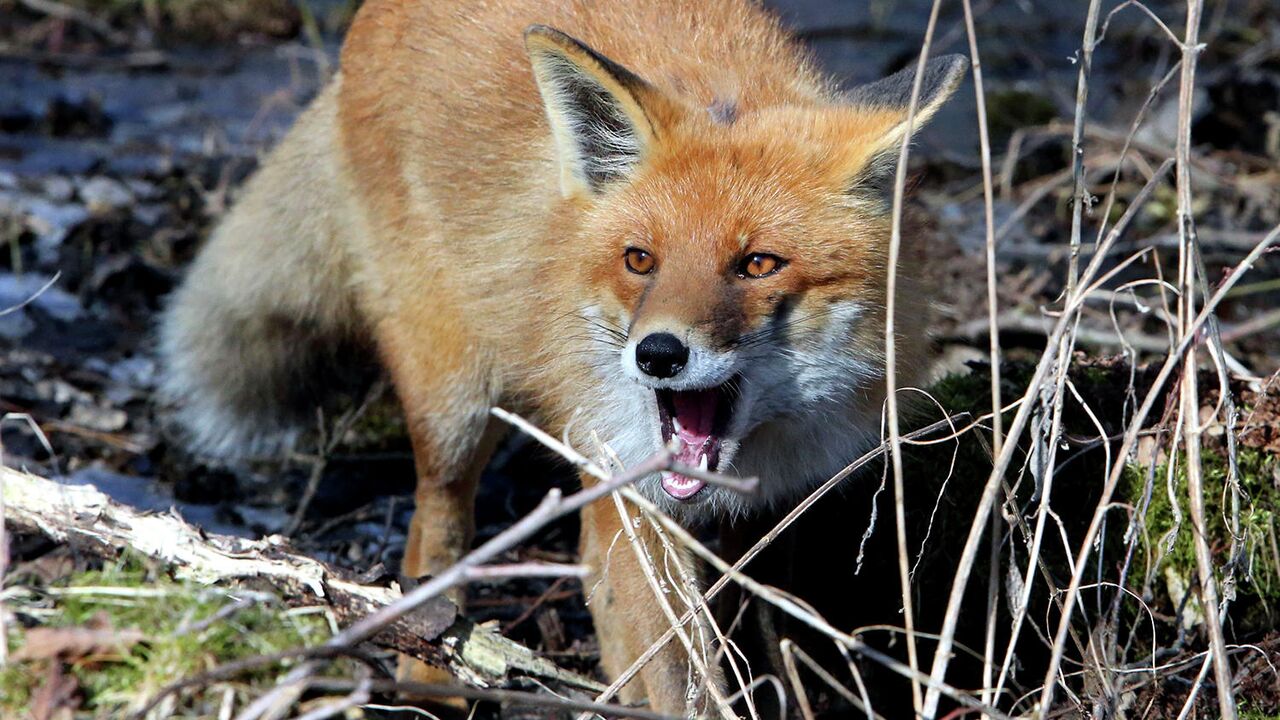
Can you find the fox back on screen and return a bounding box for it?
[161,0,964,516]
[159,0,967,709]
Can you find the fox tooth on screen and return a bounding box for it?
[672,417,683,435]
[698,454,709,472]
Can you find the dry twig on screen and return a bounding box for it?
[0,466,604,710]
[883,0,946,711]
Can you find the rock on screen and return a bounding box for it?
[108,356,159,389]
[0,309,35,340]
[82,357,155,402]
[120,357,158,388]
[123,178,159,200]
[65,464,252,538]
[236,505,291,535]
[12,197,89,249]
[939,199,1027,255]
[67,403,129,433]
[132,203,167,227]
[41,176,75,203]
[78,176,134,213]
[34,377,93,406]
[104,384,142,405]
[1137,87,1209,148]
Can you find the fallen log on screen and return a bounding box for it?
[0,464,603,693]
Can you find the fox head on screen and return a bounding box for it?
[525,26,967,519]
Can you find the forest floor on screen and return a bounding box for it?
[1,0,1278,717]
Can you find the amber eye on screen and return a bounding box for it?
[738,253,785,279]
[624,248,656,275]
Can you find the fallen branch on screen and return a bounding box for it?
[311,678,679,720]
[949,309,1173,353]
[0,465,601,694]
[16,0,131,45]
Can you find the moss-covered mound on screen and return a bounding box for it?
[1,553,353,718]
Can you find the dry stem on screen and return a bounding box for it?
[883,0,945,711]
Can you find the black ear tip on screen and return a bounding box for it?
[843,53,970,109]
[932,54,970,82]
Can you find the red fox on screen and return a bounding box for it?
[160,0,965,712]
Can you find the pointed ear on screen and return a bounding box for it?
[845,54,969,150]
[525,25,666,197]
[838,54,968,206]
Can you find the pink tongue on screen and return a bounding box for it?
[672,389,718,443]
[662,389,719,500]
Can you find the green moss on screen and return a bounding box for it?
[1120,446,1280,628]
[0,665,33,713]
[1240,705,1280,720]
[2,554,345,718]
[920,364,1279,632]
[984,89,1059,141]
[346,393,411,452]
[924,363,1036,425]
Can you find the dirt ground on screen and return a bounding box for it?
[1,0,1278,717]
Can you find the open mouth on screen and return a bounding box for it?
[654,378,737,501]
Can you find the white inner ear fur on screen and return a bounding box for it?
[529,51,647,196]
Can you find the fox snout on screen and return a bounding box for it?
[634,332,687,378]
[621,261,746,388]
[625,327,738,389]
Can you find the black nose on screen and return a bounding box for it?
[635,332,689,379]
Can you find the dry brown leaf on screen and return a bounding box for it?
[30,660,79,720]
[13,612,145,663]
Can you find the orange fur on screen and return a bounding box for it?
[160,0,966,712]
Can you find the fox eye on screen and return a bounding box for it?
[624,248,656,275]
[738,253,785,279]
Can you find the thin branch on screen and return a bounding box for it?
[1035,224,1278,714]
[607,492,738,720]
[0,271,62,319]
[884,0,945,711]
[285,380,388,537]
[15,0,129,45]
[957,1,1004,710]
[588,414,969,705]
[615,486,1014,720]
[293,671,371,720]
[307,678,682,720]
[1171,0,1235,714]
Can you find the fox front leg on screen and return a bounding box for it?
[579,488,727,717]
[377,319,505,691]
